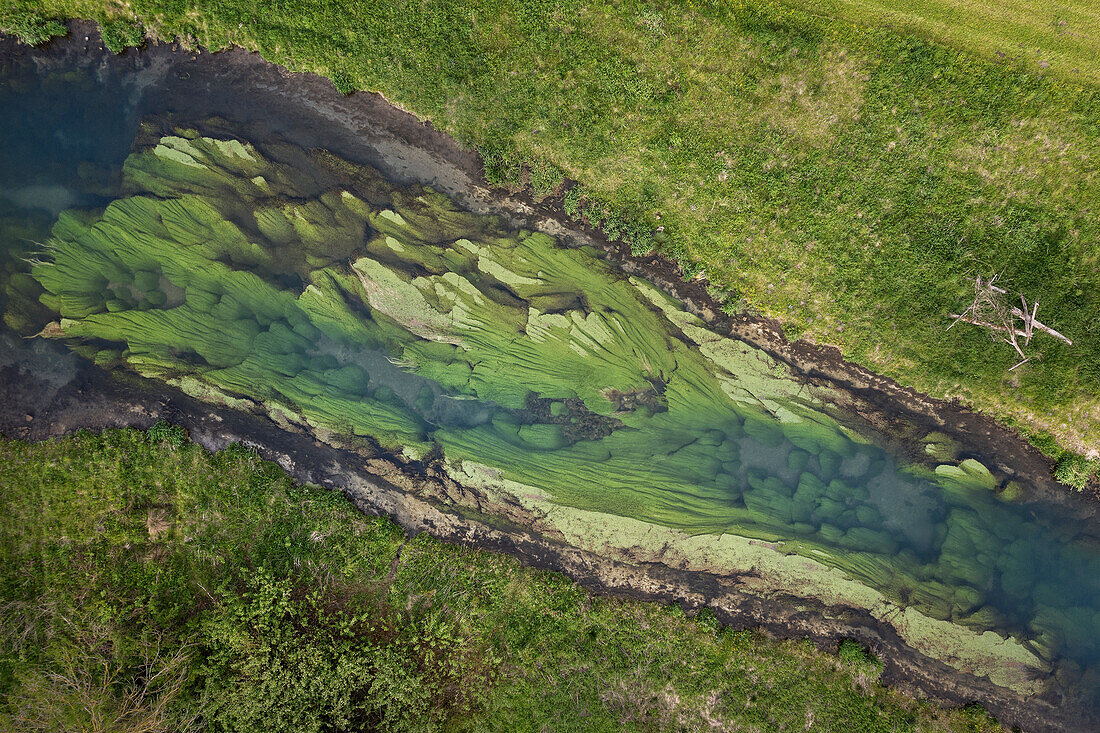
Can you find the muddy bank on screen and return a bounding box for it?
[0,23,1096,732]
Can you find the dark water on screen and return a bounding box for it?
[3,45,1100,719]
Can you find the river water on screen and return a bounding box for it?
[2,39,1099,725]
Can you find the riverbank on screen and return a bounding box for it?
[0,426,1010,731]
[3,1,1097,483]
[0,24,1097,731]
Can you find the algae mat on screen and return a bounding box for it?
[5,117,1100,704]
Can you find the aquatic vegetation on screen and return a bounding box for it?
[15,125,1100,695]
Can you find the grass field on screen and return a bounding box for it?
[3,0,1098,472]
[790,0,1100,85]
[0,426,1010,731]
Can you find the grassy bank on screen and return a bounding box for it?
[0,425,1007,731]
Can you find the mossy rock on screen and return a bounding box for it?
[787,448,810,475]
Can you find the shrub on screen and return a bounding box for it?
[1053,453,1096,491]
[331,69,356,96]
[99,19,144,54]
[528,159,564,199]
[562,187,583,219]
[478,146,524,190]
[198,567,473,732]
[3,13,66,46]
[147,419,188,448]
[837,639,877,667]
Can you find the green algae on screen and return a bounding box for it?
[14,126,1100,695]
[454,459,1049,696]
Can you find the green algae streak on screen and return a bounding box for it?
[13,124,1100,696]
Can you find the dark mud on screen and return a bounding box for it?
[0,22,1092,732]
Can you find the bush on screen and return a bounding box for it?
[330,69,356,96]
[3,12,66,46]
[199,567,468,732]
[478,146,524,190]
[528,159,564,199]
[99,19,144,54]
[837,639,878,668]
[1053,453,1096,491]
[147,419,188,448]
[562,187,583,219]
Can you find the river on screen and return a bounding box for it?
[1,29,1097,731]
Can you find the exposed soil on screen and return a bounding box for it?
[0,22,1095,732]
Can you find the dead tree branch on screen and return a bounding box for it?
[946,276,1072,365]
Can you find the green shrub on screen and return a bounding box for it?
[147,419,188,448]
[958,702,1003,731]
[2,12,66,46]
[330,69,355,96]
[478,146,524,190]
[99,19,144,54]
[837,638,879,668]
[562,187,583,219]
[199,566,473,732]
[528,159,564,199]
[1053,453,1096,491]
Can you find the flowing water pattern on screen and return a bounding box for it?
[3,50,1100,709]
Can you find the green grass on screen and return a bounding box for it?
[3,0,1097,463]
[0,426,1008,731]
[786,0,1100,85]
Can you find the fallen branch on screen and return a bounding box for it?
[1009,304,1072,345]
[946,314,1028,338]
[946,277,1073,362]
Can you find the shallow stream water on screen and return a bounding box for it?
[2,39,1100,725]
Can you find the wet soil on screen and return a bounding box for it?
[0,22,1093,732]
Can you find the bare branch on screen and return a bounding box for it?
[946,278,1073,356]
[1009,304,1072,345]
[947,314,1028,337]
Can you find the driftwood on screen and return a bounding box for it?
[947,276,1071,368]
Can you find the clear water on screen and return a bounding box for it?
[3,49,1100,711]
